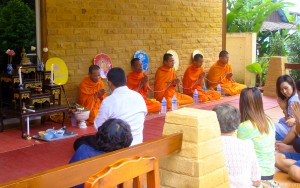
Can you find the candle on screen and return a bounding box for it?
[50,64,54,84]
[18,67,22,85]
[27,116,30,136]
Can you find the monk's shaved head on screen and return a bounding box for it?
[163,53,173,62]
[219,50,229,64]
[219,50,229,58]
[89,65,100,74]
[193,54,203,61]
[130,58,140,67]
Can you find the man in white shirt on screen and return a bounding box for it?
[73,67,147,150]
[94,67,147,146]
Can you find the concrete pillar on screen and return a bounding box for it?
[264,56,289,97]
[159,108,230,188]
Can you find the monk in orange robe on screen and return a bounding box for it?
[127,58,161,113]
[182,54,221,102]
[154,53,193,109]
[207,50,246,96]
[78,65,106,125]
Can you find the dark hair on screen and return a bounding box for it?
[96,119,133,152]
[107,67,126,87]
[88,65,100,74]
[212,104,240,133]
[163,53,173,62]
[276,75,296,100]
[193,54,203,61]
[296,79,300,91]
[239,87,271,134]
[130,58,140,67]
[219,50,229,58]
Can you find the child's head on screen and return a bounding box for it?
[276,75,295,100]
[212,104,240,134]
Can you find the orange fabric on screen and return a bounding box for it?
[182,64,221,102]
[207,60,246,96]
[154,66,193,108]
[78,77,105,125]
[127,72,161,113]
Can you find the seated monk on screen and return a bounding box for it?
[154,53,193,109]
[127,58,161,113]
[182,54,221,102]
[78,65,105,126]
[207,50,246,95]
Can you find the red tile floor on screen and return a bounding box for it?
[0,95,295,187]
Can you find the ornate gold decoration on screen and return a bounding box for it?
[21,68,36,74]
[1,77,12,83]
[45,75,51,80]
[52,89,61,99]
[25,82,42,89]
[44,89,51,94]
[14,93,30,100]
[32,98,50,104]
[13,78,20,83]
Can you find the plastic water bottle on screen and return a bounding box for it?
[193,89,198,104]
[71,114,77,127]
[161,97,167,114]
[171,95,178,111]
[217,84,222,95]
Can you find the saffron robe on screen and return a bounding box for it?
[78,77,105,125]
[182,64,221,102]
[127,72,161,113]
[154,66,193,108]
[207,60,246,96]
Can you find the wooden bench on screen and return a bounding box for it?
[0,133,182,188]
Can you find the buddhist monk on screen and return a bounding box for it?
[127,58,161,113]
[78,65,105,126]
[154,53,193,109]
[182,54,221,102]
[207,50,246,95]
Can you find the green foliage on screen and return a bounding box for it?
[227,0,286,33]
[0,0,36,55]
[269,32,288,56]
[246,58,269,86]
[246,62,262,74]
[258,56,269,86]
[287,32,300,64]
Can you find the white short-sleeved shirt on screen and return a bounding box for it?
[222,136,261,188]
[94,86,147,146]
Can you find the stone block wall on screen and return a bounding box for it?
[160,108,229,188]
[264,56,289,97]
[45,0,223,104]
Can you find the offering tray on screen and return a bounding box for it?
[32,130,77,142]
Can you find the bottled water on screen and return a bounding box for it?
[71,114,77,127]
[171,95,178,111]
[161,97,167,114]
[193,89,198,104]
[217,84,222,95]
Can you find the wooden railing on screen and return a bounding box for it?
[0,133,182,188]
[285,63,300,70]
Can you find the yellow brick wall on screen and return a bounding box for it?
[45,0,223,104]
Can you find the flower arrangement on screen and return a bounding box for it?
[31,46,49,63]
[6,49,16,64]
